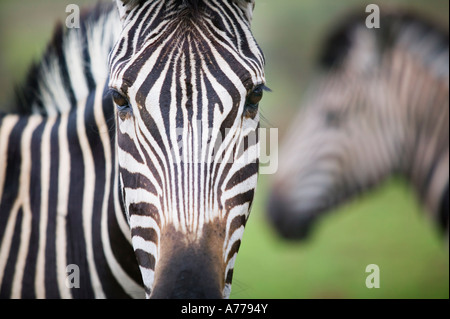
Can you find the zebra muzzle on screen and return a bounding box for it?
[267,191,318,240]
[149,225,224,299]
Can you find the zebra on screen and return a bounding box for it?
[267,10,449,241]
[0,0,266,299]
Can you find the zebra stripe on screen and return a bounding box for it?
[35,116,56,298]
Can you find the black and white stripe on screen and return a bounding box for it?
[1,0,266,299]
[267,11,449,241]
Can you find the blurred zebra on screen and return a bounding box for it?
[0,0,266,299]
[267,11,449,241]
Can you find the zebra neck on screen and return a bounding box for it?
[0,3,145,298]
[391,50,450,220]
[0,87,142,298]
[408,90,448,220]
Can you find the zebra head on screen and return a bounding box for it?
[268,12,449,240]
[109,0,265,298]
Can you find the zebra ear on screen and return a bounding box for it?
[115,0,144,22]
[342,26,379,75]
[232,0,256,23]
[320,14,379,74]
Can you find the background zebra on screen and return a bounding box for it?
[0,0,266,299]
[267,10,449,242]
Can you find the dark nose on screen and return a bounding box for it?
[150,244,223,299]
[151,269,222,299]
[267,191,318,240]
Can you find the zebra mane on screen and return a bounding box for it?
[319,8,449,77]
[14,2,118,116]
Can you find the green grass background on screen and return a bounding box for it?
[0,0,448,299]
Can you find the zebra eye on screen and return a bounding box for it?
[111,90,130,110]
[248,85,264,105]
[243,84,269,119]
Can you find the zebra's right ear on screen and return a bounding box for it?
[115,0,144,22]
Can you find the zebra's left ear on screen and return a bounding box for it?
[115,0,144,22]
[233,0,256,23]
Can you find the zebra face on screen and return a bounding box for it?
[109,0,265,298]
[268,73,402,240]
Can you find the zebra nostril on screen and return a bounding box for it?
[267,192,317,241]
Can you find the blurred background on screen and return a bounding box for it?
[0,0,448,298]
